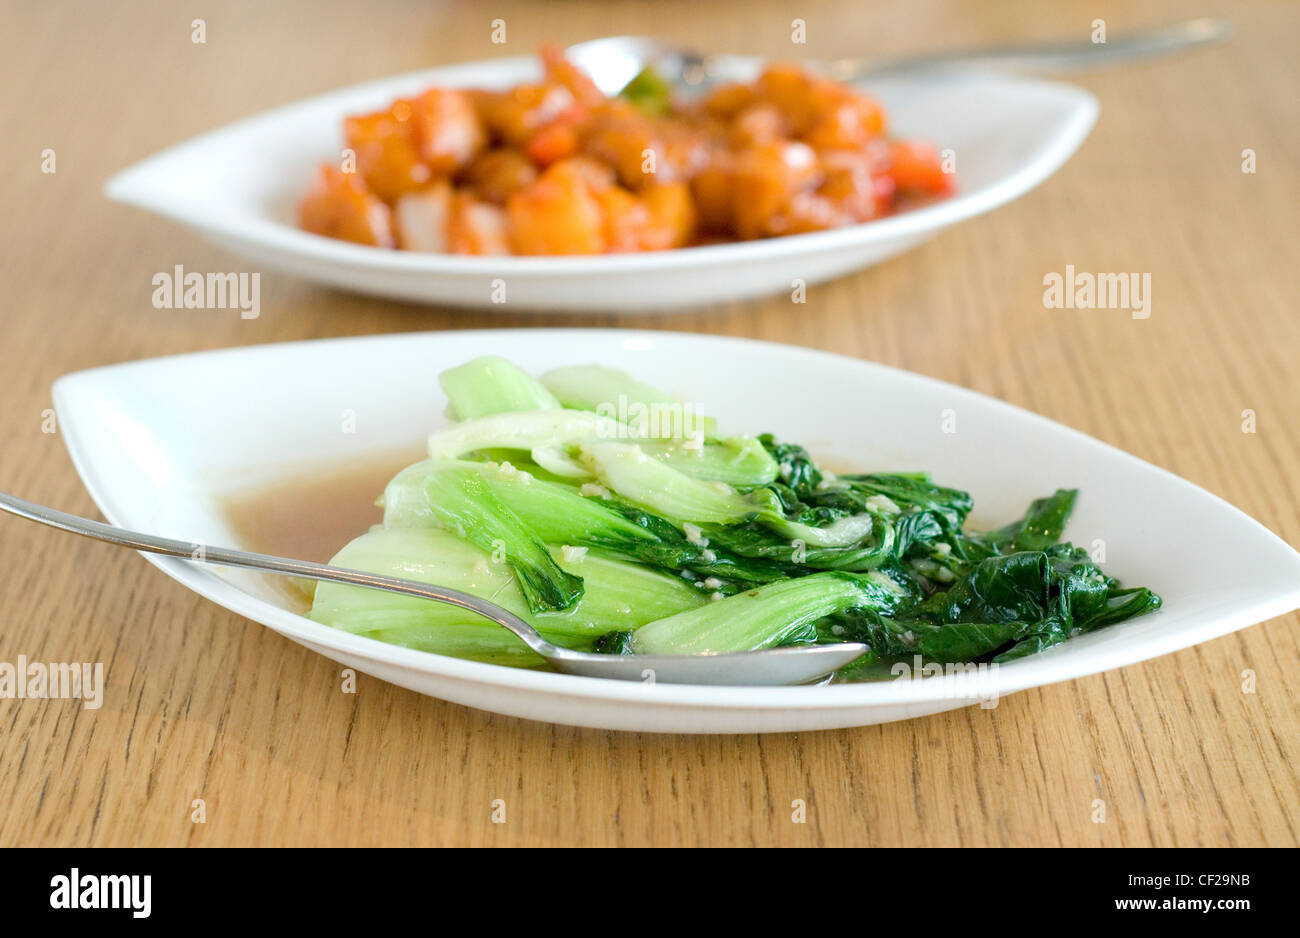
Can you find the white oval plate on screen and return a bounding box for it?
[51,330,1300,733]
[104,52,1097,313]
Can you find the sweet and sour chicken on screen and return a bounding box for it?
[299,43,954,256]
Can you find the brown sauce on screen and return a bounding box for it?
[222,446,424,565]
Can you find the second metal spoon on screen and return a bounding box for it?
[567,18,1232,95]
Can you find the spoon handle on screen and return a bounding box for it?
[836,17,1231,80]
[0,490,872,684]
[0,490,555,657]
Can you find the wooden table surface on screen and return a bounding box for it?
[1,0,1296,847]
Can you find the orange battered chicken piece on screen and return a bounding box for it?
[299,166,395,247]
[506,160,606,255]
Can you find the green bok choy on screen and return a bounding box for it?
[308,359,1162,677]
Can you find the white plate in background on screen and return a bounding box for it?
[105,52,1097,312]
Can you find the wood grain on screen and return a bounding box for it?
[0,0,1296,847]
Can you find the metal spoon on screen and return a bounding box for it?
[0,491,867,686]
[567,18,1232,95]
